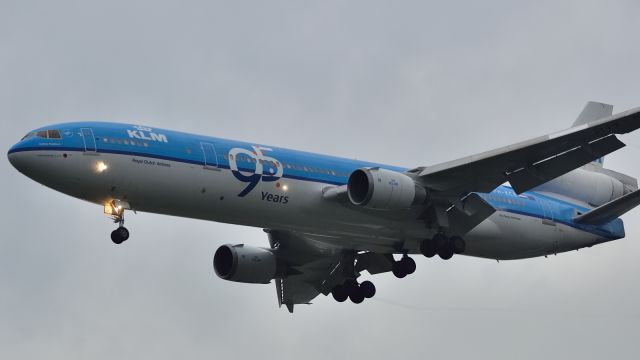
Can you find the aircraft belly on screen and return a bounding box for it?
[464,211,597,260]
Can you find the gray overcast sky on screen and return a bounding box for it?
[2,1,640,359]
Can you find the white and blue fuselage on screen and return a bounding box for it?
[7,122,625,260]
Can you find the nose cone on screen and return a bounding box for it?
[8,144,25,173]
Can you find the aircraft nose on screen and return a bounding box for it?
[7,145,25,172]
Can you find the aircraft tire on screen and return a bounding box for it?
[349,288,365,304]
[420,239,437,258]
[332,285,348,302]
[400,256,416,274]
[392,261,407,278]
[360,281,376,299]
[118,227,130,241]
[438,247,454,260]
[450,236,466,254]
[111,230,122,244]
[111,227,129,244]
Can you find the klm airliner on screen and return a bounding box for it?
[8,102,640,312]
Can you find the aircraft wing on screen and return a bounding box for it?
[416,107,640,196]
[267,230,346,312]
[266,230,394,312]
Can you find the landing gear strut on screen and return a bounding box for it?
[330,251,377,304]
[105,200,130,244]
[420,233,465,260]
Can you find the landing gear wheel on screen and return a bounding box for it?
[332,285,348,302]
[392,261,407,278]
[450,236,466,254]
[359,281,376,299]
[438,246,454,260]
[110,226,129,244]
[400,256,416,275]
[349,288,365,304]
[110,230,123,244]
[420,238,437,258]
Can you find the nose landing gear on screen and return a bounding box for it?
[104,200,131,244]
[111,226,129,244]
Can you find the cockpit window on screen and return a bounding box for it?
[47,130,61,139]
[21,129,62,140]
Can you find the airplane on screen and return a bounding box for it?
[8,102,640,312]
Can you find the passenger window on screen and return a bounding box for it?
[47,130,61,139]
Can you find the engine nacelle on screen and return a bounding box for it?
[213,244,277,284]
[347,168,426,210]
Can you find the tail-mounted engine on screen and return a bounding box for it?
[347,168,427,210]
[213,244,277,284]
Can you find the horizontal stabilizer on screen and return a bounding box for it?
[574,189,640,225]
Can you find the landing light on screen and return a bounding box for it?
[96,161,108,173]
[282,185,288,191]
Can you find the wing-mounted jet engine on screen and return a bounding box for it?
[213,244,278,284]
[346,168,428,210]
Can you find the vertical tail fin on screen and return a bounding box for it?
[574,101,614,166]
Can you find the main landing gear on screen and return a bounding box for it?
[391,254,416,278]
[105,200,130,244]
[330,251,378,304]
[420,233,465,260]
[331,279,376,304]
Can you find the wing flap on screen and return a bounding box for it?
[507,134,625,193]
[574,189,640,225]
[447,193,496,236]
